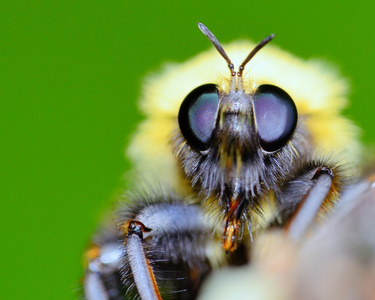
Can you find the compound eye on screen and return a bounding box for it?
[254,84,297,152]
[178,84,219,152]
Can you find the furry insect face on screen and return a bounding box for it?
[175,77,311,250]
[176,84,306,191]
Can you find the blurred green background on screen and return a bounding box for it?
[1,0,374,299]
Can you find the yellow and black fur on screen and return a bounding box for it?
[84,23,367,300]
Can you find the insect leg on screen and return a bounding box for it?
[119,191,218,300]
[84,230,124,300]
[286,169,333,240]
[124,221,162,300]
[277,166,336,240]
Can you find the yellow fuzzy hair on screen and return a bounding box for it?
[127,41,361,197]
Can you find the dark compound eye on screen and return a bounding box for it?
[178,84,219,152]
[253,84,297,152]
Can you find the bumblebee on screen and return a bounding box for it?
[83,23,372,300]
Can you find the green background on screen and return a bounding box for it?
[1,0,374,299]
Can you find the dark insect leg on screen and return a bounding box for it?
[118,191,216,300]
[84,229,125,300]
[286,170,333,240]
[124,221,162,300]
[84,190,217,300]
[277,166,337,240]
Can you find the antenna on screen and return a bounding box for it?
[237,34,275,76]
[198,22,275,90]
[198,22,235,76]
